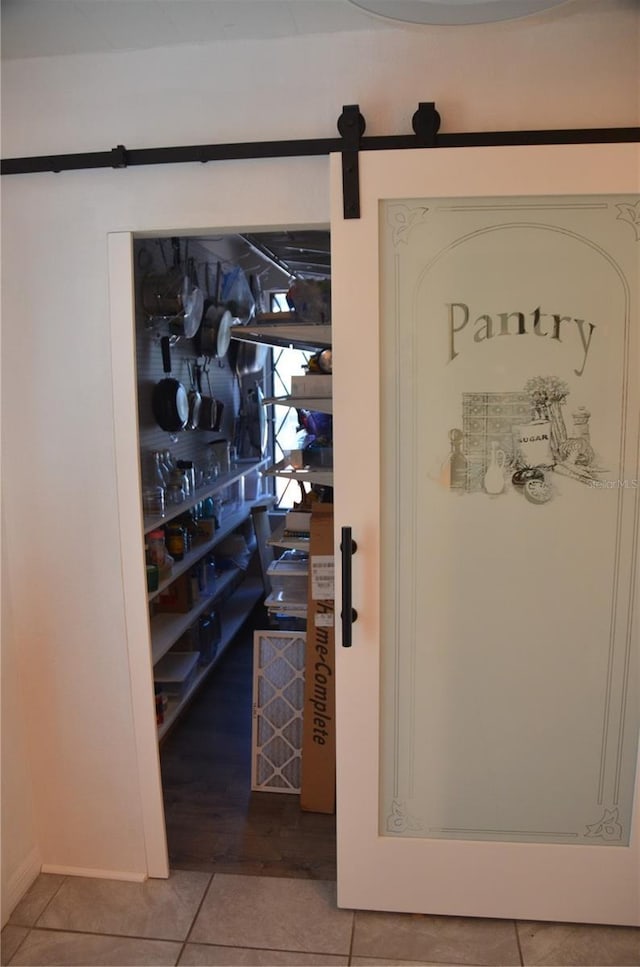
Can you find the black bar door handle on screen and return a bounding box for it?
[340,526,358,647]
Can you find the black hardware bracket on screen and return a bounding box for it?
[337,104,366,220]
[2,102,638,222]
[110,144,128,169]
[412,102,441,147]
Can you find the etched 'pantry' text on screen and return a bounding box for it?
[447,303,596,376]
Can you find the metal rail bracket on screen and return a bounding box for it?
[338,104,366,220]
[412,102,441,147]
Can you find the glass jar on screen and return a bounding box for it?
[203,449,220,483]
[152,450,169,486]
[166,482,185,505]
[142,486,165,518]
[161,449,175,474]
[170,467,190,498]
[177,460,196,497]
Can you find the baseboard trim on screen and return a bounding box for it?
[2,847,41,926]
[40,865,147,882]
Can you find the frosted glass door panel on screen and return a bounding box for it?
[378,195,639,847]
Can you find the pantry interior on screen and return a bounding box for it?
[135,229,335,875]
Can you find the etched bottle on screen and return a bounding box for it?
[484,441,506,495]
[448,428,467,491]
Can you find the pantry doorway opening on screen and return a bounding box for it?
[125,227,335,880]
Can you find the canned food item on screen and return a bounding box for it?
[165,525,185,561]
[147,529,167,567]
[146,564,160,593]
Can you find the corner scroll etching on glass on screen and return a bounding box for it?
[386,799,424,834]
[585,807,624,841]
[615,200,640,240]
[387,204,430,247]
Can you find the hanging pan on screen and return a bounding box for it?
[152,336,189,433]
[182,257,204,340]
[187,361,202,430]
[195,260,229,361]
[198,362,219,431]
[199,305,235,362]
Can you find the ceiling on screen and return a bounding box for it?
[349,0,572,24]
[0,0,385,60]
[241,231,331,280]
[1,0,578,61]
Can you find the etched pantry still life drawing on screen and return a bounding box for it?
[444,375,603,504]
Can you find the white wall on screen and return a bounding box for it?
[1,512,40,922]
[1,0,638,916]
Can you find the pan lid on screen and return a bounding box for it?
[216,309,233,358]
[182,286,204,339]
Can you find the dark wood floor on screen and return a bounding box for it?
[160,605,337,879]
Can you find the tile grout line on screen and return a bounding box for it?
[7,924,194,945]
[33,875,69,930]
[514,920,525,967]
[163,874,357,963]
[175,871,215,964]
[7,872,71,962]
[347,907,357,966]
[9,874,69,930]
[6,926,32,967]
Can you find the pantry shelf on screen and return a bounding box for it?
[151,567,243,665]
[230,323,331,352]
[263,395,333,414]
[148,498,269,603]
[143,459,270,535]
[267,522,311,552]
[157,577,264,741]
[264,460,333,487]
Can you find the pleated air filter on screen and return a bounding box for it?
[251,631,306,793]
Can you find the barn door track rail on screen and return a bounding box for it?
[2,102,638,219]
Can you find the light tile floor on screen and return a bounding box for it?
[2,872,639,967]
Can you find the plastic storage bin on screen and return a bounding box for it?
[267,553,309,600]
[154,651,200,699]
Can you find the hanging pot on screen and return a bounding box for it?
[152,336,189,433]
[234,341,269,377]
[142,248,203,340]
[199,305,234,360]
[142,267,192,319]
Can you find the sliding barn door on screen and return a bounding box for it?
[331,143,640,923]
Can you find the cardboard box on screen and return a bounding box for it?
[195,519,216,542]
[291,374,332,399]
[300,504,336,814]
[285,511,311,534]
[155,573,193,613]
